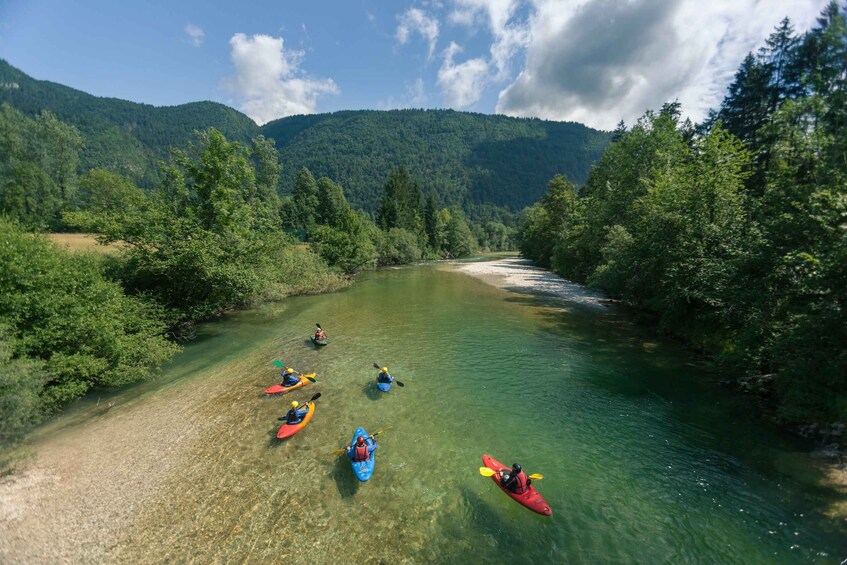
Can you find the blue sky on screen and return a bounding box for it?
[0,0,829,129]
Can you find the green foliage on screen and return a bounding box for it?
[0,220,177,415]
[258,243,349,298]
[0,325,48,445]
[310,209,378,273]
[250,135,282,231]
[519,3,847,424]
[433,207,478,258]
[95,130,286,323]
[377,228,423,266]
[286,167,319,233]
[377,167,423,233]
[316,176,349,227]
[0,104,82,229]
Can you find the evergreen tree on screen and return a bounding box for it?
[423,193,438,250]
[316,177,349,227]
[290,167,319,233]
[250,135,282,230]
[376,166,423,234]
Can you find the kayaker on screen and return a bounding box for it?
[281,367,301,387]
[284,400,309,424]
[376,367,393,386]
[498,463,531,494]
[314,327,327,341]
[346,434,377,461]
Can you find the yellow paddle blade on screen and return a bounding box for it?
[332,448,346,455]
[479,467,497,477]
[529,473,543,480]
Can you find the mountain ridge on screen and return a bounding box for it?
[0,59,612,212]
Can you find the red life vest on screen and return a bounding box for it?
[353,443,369,462]
[510,471,529,494]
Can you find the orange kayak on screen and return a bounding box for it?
[276,402,315,439]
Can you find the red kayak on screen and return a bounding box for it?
[482,454,552,516]
[264,373,316,395]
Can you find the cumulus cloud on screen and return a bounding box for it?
[496,0,829,129]
[449,0,528,79]
[184,23,204,47]
[438,42,489,108]
[396,7,440,59]
[225,33,338,125]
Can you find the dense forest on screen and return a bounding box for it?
[0,59,611,215]
[262,109,611,213]
[518,3,847,425]
[0,59,259,188]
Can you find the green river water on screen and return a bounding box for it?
[9,260,847,563]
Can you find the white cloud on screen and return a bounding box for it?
[396,7,440,59]
[438,42,489,108]
[496,0,829,130]
[184,23,204,47]
[449,0,529,79]
[225,33,338,125]
[378,78,429,110]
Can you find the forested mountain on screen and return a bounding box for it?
[262,110,611,212]
[0,59,611,212]
[0,59,259,186]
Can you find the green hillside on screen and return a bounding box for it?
[261,110,612,211]
[0,59,259,186]
[1,59,611,210]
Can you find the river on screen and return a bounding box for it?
[1,258,845,564]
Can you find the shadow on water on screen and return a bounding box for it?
[303,338,315,349]
[362,381,381,401]
[329,449,359,498]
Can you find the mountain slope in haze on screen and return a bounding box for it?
[261,110,612,212]
[0,59,259,186]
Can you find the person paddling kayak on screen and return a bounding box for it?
[281,367,301,387]
[498,463,532,494]
[346,434,378,462]
[376,367,393,386]
[284,400,309,424]
[314,327,327,341]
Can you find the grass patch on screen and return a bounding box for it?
[46,233,121,253]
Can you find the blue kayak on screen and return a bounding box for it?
[350,427,376,482]
[377,381,391,392]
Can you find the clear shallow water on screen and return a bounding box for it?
[21,263,847,563]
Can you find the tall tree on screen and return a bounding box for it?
[290,167,319,233]
[316,177,349,227]
[377,166,423,234]
[250,135,282,230]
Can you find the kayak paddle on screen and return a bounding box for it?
[333,429,388,455]
[273,361,315,381]
[277,392,321,420]
[479,467,543,480]
[372,363,405,387]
